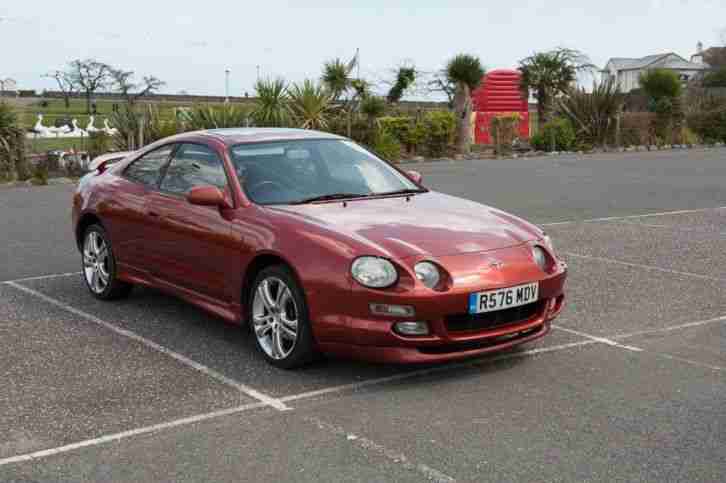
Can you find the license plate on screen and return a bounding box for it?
[468,282,539,314]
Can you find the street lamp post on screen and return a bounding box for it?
[225,69,231,103]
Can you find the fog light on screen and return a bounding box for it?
[370,303,415,317]
[394,321,430,336]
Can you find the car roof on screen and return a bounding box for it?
[194,128,345,146]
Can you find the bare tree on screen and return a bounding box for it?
[44,70,76,108]
[68,59,112,114]
[426,70,456,107]
[110,69,165,106]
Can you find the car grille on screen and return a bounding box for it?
[444,301,544,333]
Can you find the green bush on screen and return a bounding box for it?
[639,69,682,101]
[371,127,402,162]
[422,111,456,156]
[532,118,576,151]
[87,131,111,160]
[687,108,726,143]
[31,160,49,185]
[378,116,425,153]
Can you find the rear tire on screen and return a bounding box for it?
[249,265,317,369]
[81,224,132,300]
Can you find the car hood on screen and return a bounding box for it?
[268,192,543,259]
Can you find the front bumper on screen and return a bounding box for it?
[316,258,567,364]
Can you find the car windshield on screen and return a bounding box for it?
[228,139,422,205]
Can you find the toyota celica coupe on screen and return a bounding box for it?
[73,128,567,368]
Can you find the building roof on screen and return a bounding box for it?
[603,53,708,72]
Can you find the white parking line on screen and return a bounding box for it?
[0,402,267,467]
[553,325,643,352]
[562,252,725,282]
[653,353,725,373]
[541,205,726,227]
[1,271,80,284]
[614,315,726,340]
[5,282,290,412]
[0,339,598,468]
[280,339,599,404]
[306,416,456,483]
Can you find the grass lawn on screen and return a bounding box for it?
[13,98,253,131]
[25,136,93,154]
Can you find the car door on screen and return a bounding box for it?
[146,142,237,301]
[104,144,175,273]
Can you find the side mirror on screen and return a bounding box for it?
[407,170,423,184]
[187,185,231,209]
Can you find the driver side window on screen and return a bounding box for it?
[159,143,228,195]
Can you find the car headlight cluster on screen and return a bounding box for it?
[351,257,398,288]
[414,261,441,289]
[532,246,548,271]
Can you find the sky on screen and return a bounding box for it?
[1,0,725,99]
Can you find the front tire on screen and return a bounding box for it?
[82,224,132,300]
[249,265,317,369]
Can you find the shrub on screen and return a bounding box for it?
[490,113,521,155]
[422,110,456,156]
[639,69,682,101]
[533,118,576,151]
[687,108,726,143]
[370,127,402,162]
[378,116,425,153]
[31,159,49,185]
[87,131,111,160]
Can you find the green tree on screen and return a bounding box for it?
[559,77,625,147]
[321,58,354,101]
[387,67,416,103]
[67,59,113,114]
[702,67,726,87]
[519,48,592,125]
[639,69,682,101]
[252,78,291,127]
[446,54,485,154]
[287,80,333,130]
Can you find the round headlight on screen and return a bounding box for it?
[414,261,441,289]
[351,257,398,288]
[532,246,548,271]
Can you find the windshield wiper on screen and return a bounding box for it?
[291,193,370,204]
[374,188,427,196]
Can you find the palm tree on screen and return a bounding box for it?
[321,58,354,101]
[252,78,291,127]
[287,80,333,130]
[0,102,27,180]
[558,77,625,147]
[519,48,593,125]
[446,54,485,155]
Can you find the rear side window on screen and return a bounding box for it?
[124,146,175,187]
[159,143,228,195]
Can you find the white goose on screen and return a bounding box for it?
[47,121,72,136]
[103,119,119,136]
[64,119,87,138]
[32,114,54,137]
[86,116,100,133]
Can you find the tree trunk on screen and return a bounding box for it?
[85,91,92,114]
[454,83,472,155]
[13,129,30,181]
[64,95,70,109]
[537,89,547,128]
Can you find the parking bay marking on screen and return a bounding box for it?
[540,205,726,227]
[562,252,725,283]
[3,313,723,468]
[4,281,290,411]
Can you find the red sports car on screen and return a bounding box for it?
[73,129,566,368]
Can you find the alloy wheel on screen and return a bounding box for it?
[83,231,110,294]
[252,277,299,360]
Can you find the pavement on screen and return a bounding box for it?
[1,148,725,482]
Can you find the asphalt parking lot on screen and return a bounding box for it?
[1,148,725,482]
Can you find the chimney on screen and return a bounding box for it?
[697,41,703,53]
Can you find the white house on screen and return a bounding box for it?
[601,52,709,93]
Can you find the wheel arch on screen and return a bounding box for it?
[75,213,104,251]
[241,252,306,323]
